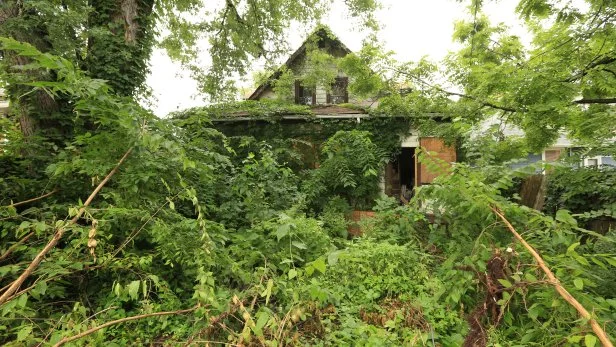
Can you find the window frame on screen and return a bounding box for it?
[326,77,349,104]
[294,80,316,105]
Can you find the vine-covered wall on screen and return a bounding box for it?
[213,116,414,168]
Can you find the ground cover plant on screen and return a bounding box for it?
[1,0,616,346]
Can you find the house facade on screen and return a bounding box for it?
[210,27,456,201]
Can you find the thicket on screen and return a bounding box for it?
[545,165,616,219]
[0,40,615,346]
[2,0,616,345]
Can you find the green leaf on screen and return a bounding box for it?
[327,251,340,265]
[556,210,577,226]
[567,335,583,343]
[127,280,140,300]
[253,311,270,336]
[288,269,297,279]
[498,279,513,288]
[584,334,597,347]
[312,258,326,274]
[17,293,28,308]
[17,325,32,341]
[276,224,290,241]
[566,242,580,256]
[291,241,307,249]
[260,279,273,305]
[574,278,584,290]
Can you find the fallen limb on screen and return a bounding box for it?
[4,189,58,208]
[53,305,197,347]
[491,207,614,347]
[0,148,133,306]
[0,232,34,262]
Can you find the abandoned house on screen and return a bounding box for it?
[204,26,457,201]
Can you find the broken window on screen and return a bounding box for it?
[327,77,349,104]
[294,80,315,105]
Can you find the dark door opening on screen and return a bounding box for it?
[384,147,416,201]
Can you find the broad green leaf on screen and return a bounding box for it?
[260,279,274,305]
[584,334,597,347]
[276,224,290,241]
[127,280,140,300]
[498,279,513,288]
[574,278,584,290]
[288,269,297,279]
[312,258,326,274]
[292,241,307,249]
[556,210,577,226]
[16,325,32,341]
[253,311,270,336]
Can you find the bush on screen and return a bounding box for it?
[545,165,616,215]
[323,240,429,304]
[320,196,351,239]
[304,130,387,211]
[362,196,429,244]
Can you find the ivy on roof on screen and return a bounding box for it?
[170,100,314,121]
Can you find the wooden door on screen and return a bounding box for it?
[416,137,456,185]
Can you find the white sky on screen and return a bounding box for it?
[145,0,524,117]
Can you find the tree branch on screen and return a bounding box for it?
[444,91,519,112]
[0,232,34,262]
[53,305,198,347]
[391,67,520,113]
[573,98,616,104]
[3,189,57,208]
[491,207,614,347]
[0,147,133,305]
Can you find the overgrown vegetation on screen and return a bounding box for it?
[1,0,615,346]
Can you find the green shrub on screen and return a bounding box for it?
[323,240,429,304]
[362,197,429,244]
[320,196,351,239]
[545,165,616,215]
[304,130,387,211]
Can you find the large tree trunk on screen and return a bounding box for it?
[0,2,60,142]
[86,0,155,97]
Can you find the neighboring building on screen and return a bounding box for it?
[208,26,456,199]
[480,116,614,169]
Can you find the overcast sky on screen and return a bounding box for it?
[145,0,523,117]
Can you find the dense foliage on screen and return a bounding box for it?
[1,0,615,346]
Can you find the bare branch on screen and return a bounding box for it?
[573,97,616,104]
[53,305,198,347]
[0,232,34,262]
[3,189,58,208]
[0,148,133,305]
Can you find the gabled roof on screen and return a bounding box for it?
[247,26,352,101]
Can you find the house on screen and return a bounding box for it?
[199,26,457,200]
[479,117,615,169]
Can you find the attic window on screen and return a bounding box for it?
[295,80,315,105]
[327,77,349,104]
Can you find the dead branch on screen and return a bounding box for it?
[491,207,614,347]
[4,189,57,208]
[0,148,133,305]
[53,305,197,347]
[573,97,616,104]
[0,232,34,262]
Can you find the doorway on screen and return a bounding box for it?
[384,147,416,201]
